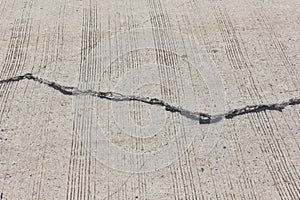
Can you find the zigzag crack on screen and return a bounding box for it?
[0,73,299,124]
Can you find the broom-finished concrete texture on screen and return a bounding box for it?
[0,0,299,199]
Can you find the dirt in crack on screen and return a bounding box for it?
[0,73,299,124]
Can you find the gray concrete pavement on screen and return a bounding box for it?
[0,0,299,199]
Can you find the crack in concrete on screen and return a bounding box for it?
[0,73,299,124]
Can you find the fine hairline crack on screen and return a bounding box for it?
[0,73,299,124]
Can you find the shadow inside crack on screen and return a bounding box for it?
[0,73,299,125]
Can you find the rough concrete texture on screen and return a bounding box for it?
[0,0,299,199]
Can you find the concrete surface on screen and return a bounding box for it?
[0,0,299,199]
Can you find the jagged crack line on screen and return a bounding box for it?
[0,73,299,124]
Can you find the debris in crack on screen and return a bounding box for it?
[224,99,300,119]
[0,73,299,124]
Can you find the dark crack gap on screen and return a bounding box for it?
[0,73,299,124]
